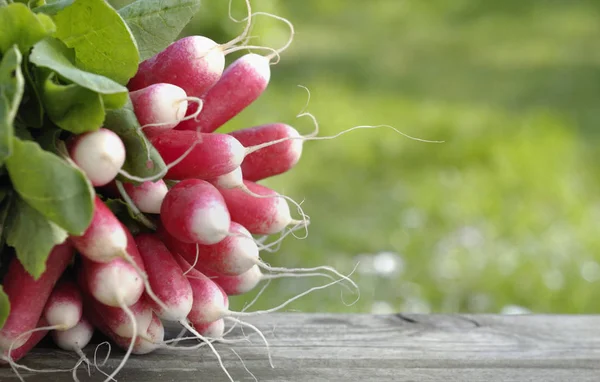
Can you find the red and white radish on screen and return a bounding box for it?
[43,280,83,331]
[160,221,258,276]
[130,83,190,135]
[148,131,245,180]
[175,13,295,133]
[0,243,73,350]
[175,53,271,134]
[134,234,193,321]
[230,123,303,181]
[218,180,296,235]
[160,179,231,245]
[68,128,126,187]
[1,318,49,363]
[122,179,169,214]
[126,0,254,98]
[70,196,128,263]
[127,36,225,97]
[81,256,144,308]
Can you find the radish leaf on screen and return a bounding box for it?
[30,38,128,101]
[53,0,139,85]
[6,195,68,279]
[6,138,94,235]
[40,72,105,134]
[118,0,202,61]
[0,45,24,166]
[0,3,55,54]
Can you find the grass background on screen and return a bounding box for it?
[175,0,600,314]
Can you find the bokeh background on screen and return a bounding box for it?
[121,0,600,314]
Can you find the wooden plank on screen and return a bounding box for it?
[1,313,600,381]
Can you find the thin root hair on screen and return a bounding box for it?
[224,0,253,49]
[102,295,137,382]
[139,97,204,131]
[231,348,259,382]
[224,317,274,368]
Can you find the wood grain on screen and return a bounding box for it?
[1,313,599,381]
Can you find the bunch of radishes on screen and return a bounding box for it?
[0,0,358,380]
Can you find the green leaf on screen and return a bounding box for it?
[118,0,202,61]
[6,195,68,279]
[0,3,56,54]
[29,38,128,104]
[0,286,9,330]
[0,45,24,166]
[40,72,105,134]
[5,137,94,235]
[104,97,166,180]
[53,0,139,85]
[33,0,74,15]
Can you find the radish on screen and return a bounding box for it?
[134,234,193,321]
[130,83,188,129]
[52,316,93,356]
[148,131,245,180]
[68,128,126,187]
[70,196,128,263]
[200,265,264,295]
[175,53,270,134]
[81,256,144,308]
[127,36,225,97]
[160,179,231,245]
[0,243,74,350]
[218,180,297,235]
[122,179,169,214]
[43,280,83,331]
[175,14,295,134]
[1,318,49,364]
[230,123,303,181]
[127,0,254,97]
[160,221,258,276]
[130,83,196,137]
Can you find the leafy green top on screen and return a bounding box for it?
[0,0,203,330]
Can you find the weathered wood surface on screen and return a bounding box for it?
[1,313,600,381]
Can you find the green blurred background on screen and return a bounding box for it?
[126,0,600,314]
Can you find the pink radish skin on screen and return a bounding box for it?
[130,83,188,135]
[160,222,258,276]
[91,296,152,338]
[52,316,94,352]
[173,255,227,326]
[1,318,49,363]
[218,180,293,235]
[128,36,225,98]
[175,53,270,133]
[68,128,126,187]
[123,180,169,214]
[197,265,263,296]
[135,234,193,321]
[0,243,73,350]
[148,130,245,180]
[160,179,231,245]
[43,280,83,331]
[70,196,128,263]
[230,123,303,181]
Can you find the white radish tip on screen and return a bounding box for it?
[190,202,231,245]
[71,128,126,187]
[239,53,271,83]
